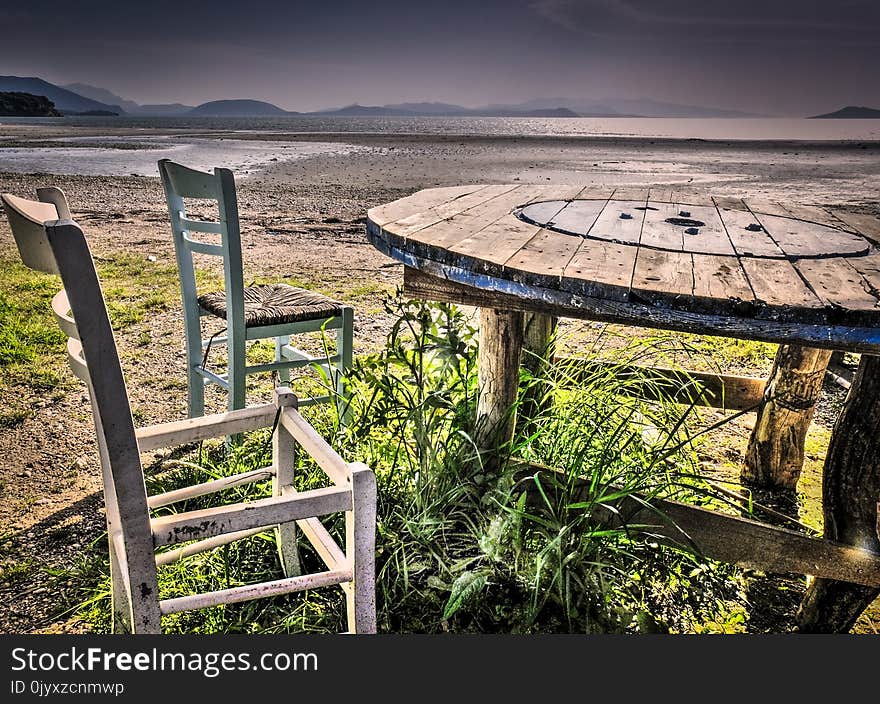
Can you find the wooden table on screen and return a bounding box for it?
[366,184,880,632]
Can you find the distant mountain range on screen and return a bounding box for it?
[808,105,880,119]
[7,76,876,120]
[0,77,123,115]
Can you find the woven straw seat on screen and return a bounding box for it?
[159,159,353,417]
[198,284,344,327]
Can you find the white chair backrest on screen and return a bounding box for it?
[1,193,161,629]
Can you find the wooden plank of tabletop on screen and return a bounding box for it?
[679,204,736,256]
[712,195,748,211]
[691,254,755,306]
[561,238,639,301]
[630,248,694,303]
[780,203,852,230]
[794,258,880,312]
[367,184,488,227]
[610,187,650,202]
[847,253,880,293]
[408,184,549,259]
[448,185,584,275]
[739,257,823,311]
[717,206,786,258]
[387,184,520,238]
[639,201,685,251]
[830,210,880,246]
[668,189,715,207]
[648,186,678,203]
[586,199,648,246]
[745,198,792,218]
[503,228,585,287]
[546,198,609,235]
[752,212,869,258]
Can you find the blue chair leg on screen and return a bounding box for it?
[336,307,354,426]
[186,330,205,418]
[228,327,247,412]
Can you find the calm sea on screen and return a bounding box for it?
[3,115,879,141]
[2,115,878,178]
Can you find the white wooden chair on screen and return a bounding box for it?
[0,190,377,634]
[158,159,354,420]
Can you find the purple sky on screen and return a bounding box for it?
[2,0,878,114]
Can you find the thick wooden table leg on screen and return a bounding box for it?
[743,344,832,490]
[519,313,557,427]
[796,354,880,632]
[475,308,524,471]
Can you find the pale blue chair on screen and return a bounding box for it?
[158,159,353,419]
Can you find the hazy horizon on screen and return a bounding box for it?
[2,1,878,116]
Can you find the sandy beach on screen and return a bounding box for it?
[1,120,878,632]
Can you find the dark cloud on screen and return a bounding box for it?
[1,1,877,114]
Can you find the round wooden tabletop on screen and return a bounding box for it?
[366,185,880,348]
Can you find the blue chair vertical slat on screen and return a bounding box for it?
[158,159,354,421]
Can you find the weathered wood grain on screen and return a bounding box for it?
[739,257,823,312]
[781,203,851,230]
[795,258,880,314]
[388,184,518,239]
[751,212,869,258]
[407,184,548,260]
[475,308,524,471]
[691,254,754,307]
[586,199,648,245]
[367,184,487,227]
[561,238,638,300]
[717,206,786,258]
[504,223,585,287]
[630,249,693,303]
[639,201,685,251]
[400,265,880,352]
[712,195,747,211]
[547,198,608,236]
[744,345,832,491]
[797,354,880,631]
[746,198,792,218]
[555,357,767,411]
[676,205,736,256]
[831,209,880,246]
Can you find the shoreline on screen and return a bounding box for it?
[3,123,880,151]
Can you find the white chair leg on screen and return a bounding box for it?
[345,462,377,634]
[108,535,131,634]
[272,390,301,577]
[275,335,291,383]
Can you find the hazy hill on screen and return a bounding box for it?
[134,103,194,116]
[0,77,120,114]
[384,101,474,115]
[64,83,193,115]
[315,102,581,117]
[188,99,294,117]
[0,92,61,117]
[606,98,760,118]
[63,83,139,113]
[488,98,622,116]
[809,106,880,119]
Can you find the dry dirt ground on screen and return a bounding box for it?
[0,127,878,633]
